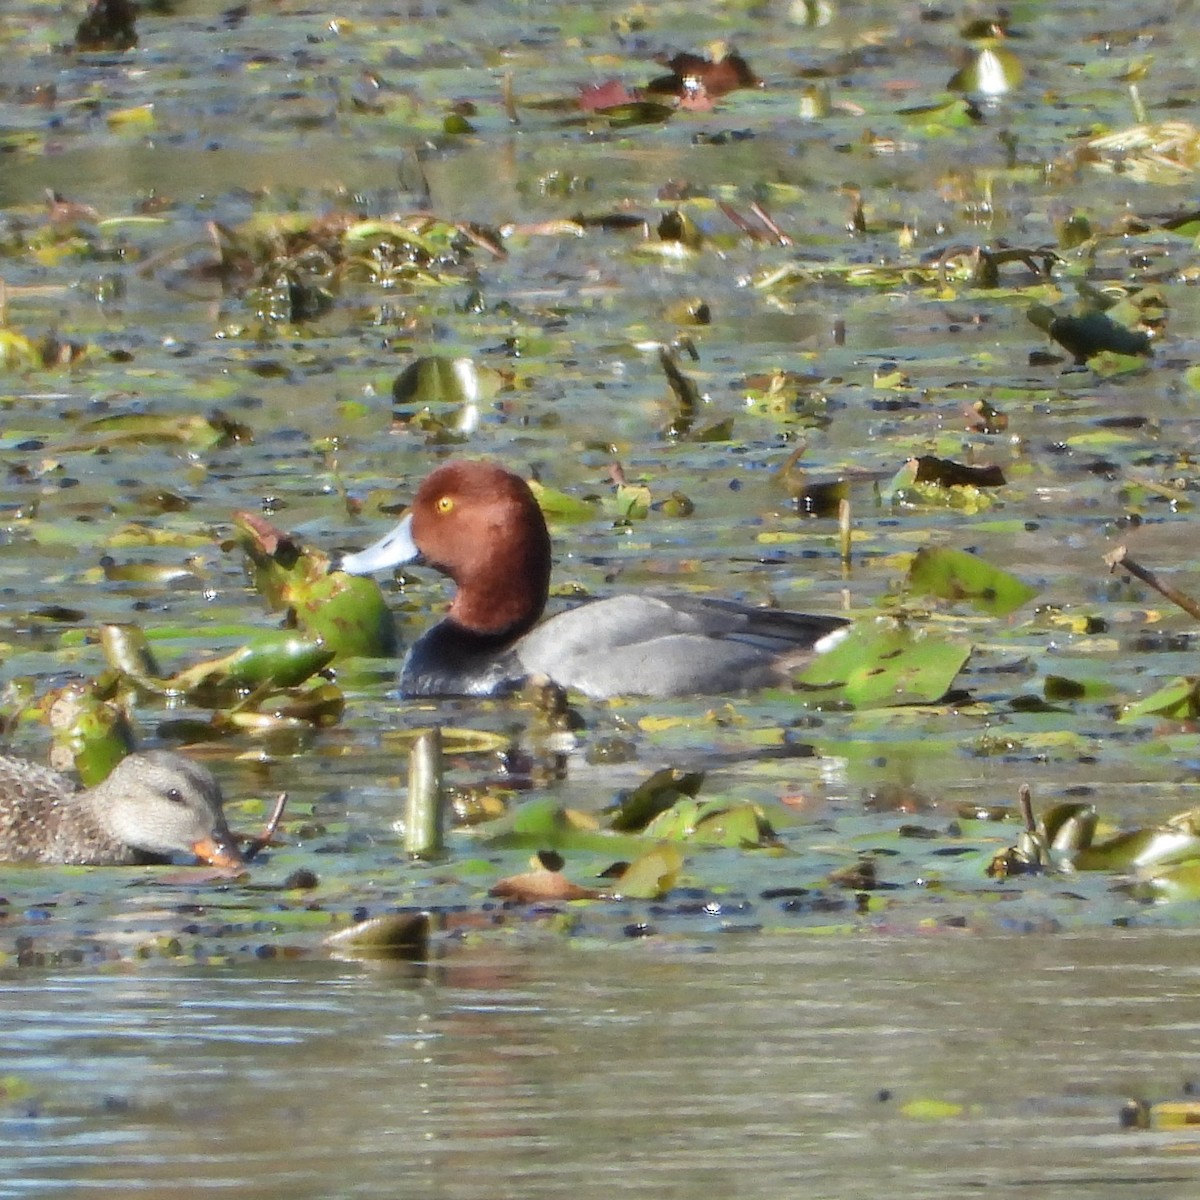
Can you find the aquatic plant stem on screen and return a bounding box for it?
[406,726,445,858]
[1105,546,1200,621]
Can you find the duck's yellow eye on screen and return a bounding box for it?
[435,495,455,515]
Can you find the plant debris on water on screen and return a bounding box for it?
[1,0,1200,968]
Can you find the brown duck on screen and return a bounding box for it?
[0,750,244,867]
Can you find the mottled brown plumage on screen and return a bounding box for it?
[0,750,243,867]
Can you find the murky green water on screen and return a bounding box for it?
[3,0,1200,1189]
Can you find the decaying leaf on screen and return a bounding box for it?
[490,852,603,902]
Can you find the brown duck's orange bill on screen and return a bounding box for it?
[192,834,246,870]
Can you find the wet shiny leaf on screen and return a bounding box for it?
[796,620,971,708]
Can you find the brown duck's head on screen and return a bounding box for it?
[341,460,553,639]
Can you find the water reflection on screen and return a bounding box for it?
[3,931,1199,1198]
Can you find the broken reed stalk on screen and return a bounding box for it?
[243,791,289,862]
[1105,545,1200,622]
[838,496,852,571]
[1018,783,1036,834]
[406,726,445,858]
[502,70,518,124]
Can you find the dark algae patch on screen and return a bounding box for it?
[0,0,1199,967]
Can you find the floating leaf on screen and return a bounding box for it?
[1075,825,1200,872]
[796,620,970,708]
[1120,677,1200,723]
[168,633,333,695]
[612,483,651,521]
[908,456,1006,489]
[907,546,1038,617]
[527,480,598,523]
[612,845,684,900]
[98,623,164,685]
[901,1098,966,1120]
[73,412,247,449]
[487,797,647,856]
[489,855,602,902]
[1027,304,1153,364]
[1043,675,1118,702]
[947,47,1024,96]
[35,682,135,786]
[643,797,780,847]
[324,912,430,960]
[884,461,994,513]
[235,513,397,658]
[594,101,675,127]
[1138,861,1200,904]
[610,767,705,832]
[291,572,398,660]
[896,96,983,133]
[107,104,155,130]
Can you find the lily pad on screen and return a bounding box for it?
[907,546,1038,617]
[796,620,970,708]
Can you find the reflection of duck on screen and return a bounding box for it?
[339,460,849,699]
[0,751,243,867]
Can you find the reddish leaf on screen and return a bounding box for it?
[579,80,640,112]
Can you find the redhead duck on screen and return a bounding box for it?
[339,460,849,699]
[0,750,244,867]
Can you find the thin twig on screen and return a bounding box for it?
[242,790,289,861]
[1105,545,1200,621]
[749,201,792,246]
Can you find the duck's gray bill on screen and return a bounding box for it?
[339,514,420,575]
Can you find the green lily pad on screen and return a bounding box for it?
[612,845,684,900]
[1120,677,1200,723]
[907,546,1038,616]
[796,619,970,708]
[487,797,649,857]
[643,797,780,847]
[528,480,599,523]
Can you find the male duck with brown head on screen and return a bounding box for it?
[339,459,849,699]
[0,750,244,868]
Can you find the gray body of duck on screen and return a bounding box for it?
[0,750,244,867]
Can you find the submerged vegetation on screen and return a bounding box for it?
[0,0,1199,965]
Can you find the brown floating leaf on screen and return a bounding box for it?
[645,48,761,99]
[489,858,602,903]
